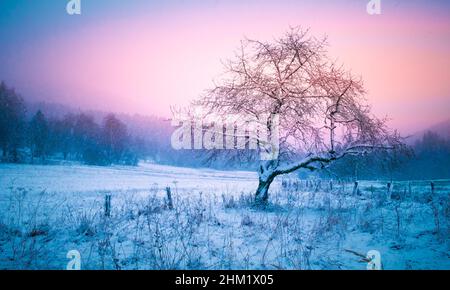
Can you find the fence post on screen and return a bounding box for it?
[352,181,359,196]
[165,187,173,210]
[387,182,392,199]
[104,195,111,217]
[430,182,435,195]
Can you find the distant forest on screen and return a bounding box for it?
[1,81,449,180]
[318,131,450,180]
[0,81,193,167]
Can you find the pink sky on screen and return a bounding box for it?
[4,1,450,134]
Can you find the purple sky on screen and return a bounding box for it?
[0,0,449,134]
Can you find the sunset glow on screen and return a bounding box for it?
[0,0,449,134]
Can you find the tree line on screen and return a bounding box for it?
[0,82,138,165]
[317,131,450,180]
[1,80,449,180]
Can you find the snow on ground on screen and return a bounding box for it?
[0,163,448,270]
[0,162,260,194]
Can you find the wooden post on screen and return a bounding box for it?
[431,182,435,195]
[329,180,333,191]
[352,181,359,196]
[104,195,111,217]
[387,182,392,198]
[165,187,173,210]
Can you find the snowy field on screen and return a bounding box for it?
[0,163,448,270]
[0,163,261,194]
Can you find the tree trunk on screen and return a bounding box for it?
[255,174,276,205]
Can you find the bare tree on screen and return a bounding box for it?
[194,28,402,205]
